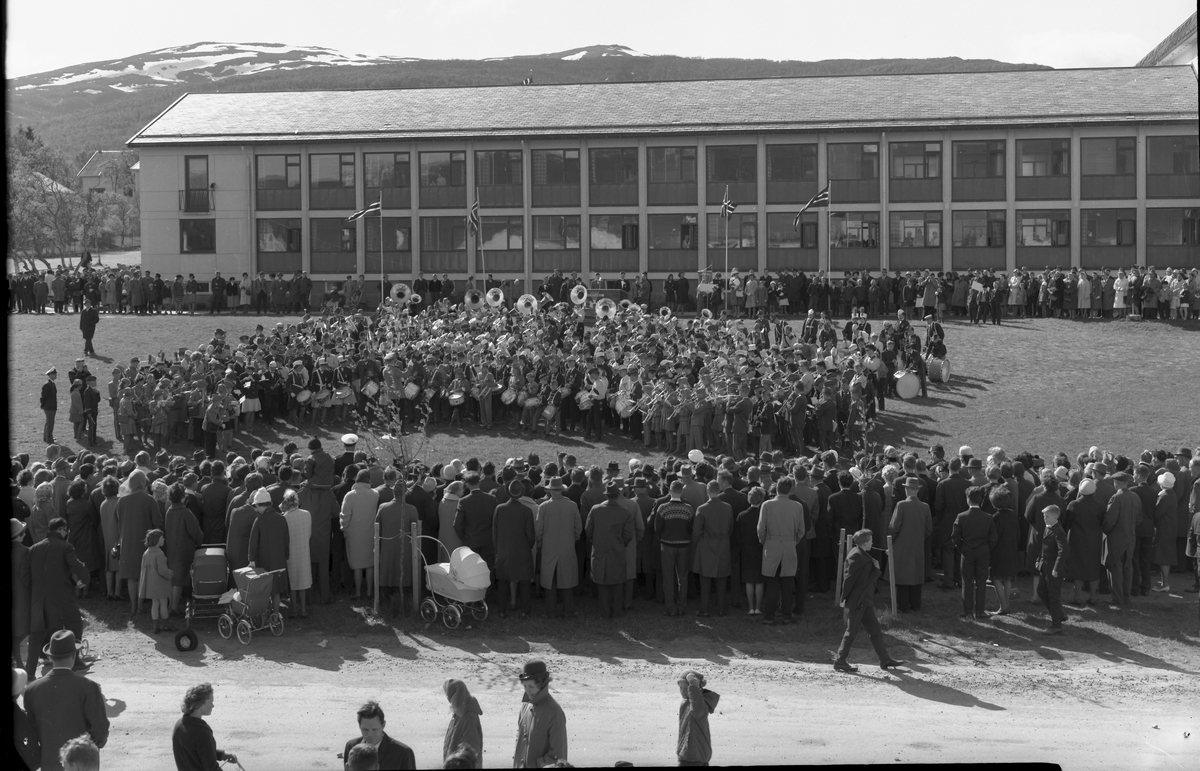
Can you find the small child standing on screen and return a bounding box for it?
[139,529,174,634]
[677,670,719,767]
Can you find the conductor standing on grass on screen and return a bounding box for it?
[677,670,720,767]
[834,529,903,673]
[1037,505,1070,635]
[41,367,59,445]
[79,299,100,357]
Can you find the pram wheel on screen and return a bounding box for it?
[218,614,233,639]
[175,629,199,652]
[236,619,252,645]
[269,612,284,636]
[470,601,489,621]
[420,599,438,623]
[79,638,90,658]
[442,604,462,629]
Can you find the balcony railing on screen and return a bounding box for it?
[179,189,213,212]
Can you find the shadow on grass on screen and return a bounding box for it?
[876,412,950,442]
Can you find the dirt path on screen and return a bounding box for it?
[69,621,1196,770]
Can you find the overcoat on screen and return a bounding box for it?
[989,507,1021,577]
[758,497,804,577]
[12,541,32,638]
[249,507,291,593]
[164,503,203,588]
[455,489,498,565]
[117,490,163,580]
[24,531,88,635]
[377,497,419,587]
[1064,496,1105,582]
[691,499,733,578]
[585,500,634,585]
[493,499,537,582]
[340,482,379,570]
[1152,490,1177,565]
[888,498,932,585]
[536,496,582,589]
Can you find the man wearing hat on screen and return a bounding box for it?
[494,480,537,619]
[22,517,89,679]
[890,476,933,613]
[585,481,636,619]
[41,367,59,445]
[536,477,583,618]
[1102,471,1140,606]
[22,629,110,771]
[513,659,568,768]
[335,434,359,479]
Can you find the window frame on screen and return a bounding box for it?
[185,156,209,191]
[590,214,639,250]
[532,215,581,250]
[256,218,302,253]
[1016,210,1071,247]
[589,148,639,185]
[419,151,467,189]
[480,215,524,250]
[310,218,357,253]
[364,152,410,190]
[706,145,757,184]
[888,211,942,248]
[1017,139,1070,178]
[180,219,216,253]
[647,213,698,249]
[255,155,300,190]
[420,216,468,251]
[475,149,524,186]
[952,210,1006,247]
[827,143,880,181]
[531,149,580,186]
[1147,135,1200,176]
[889,142,941,180]
[705,212,757,249]
[766,144,818,182]
[953,141,1006,179]
[829,211,881,248]
[647,147,698,184]
[309,153,355,189]
[364,217,412,252]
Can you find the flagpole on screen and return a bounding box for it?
[723,185,729,282]
[378,191,384,305]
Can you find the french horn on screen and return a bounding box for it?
[570,284,588,305]
[486,287,505,307]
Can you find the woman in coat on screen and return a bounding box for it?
[888,477,933,612]
[376,479,418,603]
[280,489,312,618]
[988,486,1020,615]
[12,519,32,665]
[248,498,290,611]
[1064,479,1105,604]
[1151,474,1178,593]
[69,380,86,441]
[438,482,466,562]
[64,480,102,585]
[443,678,483,767]
[731,488,765,615]
[139,528,174,633]
[98,476,122,599]
[339,469,379,600]
[164,483,203,614]
[118,470,164,615]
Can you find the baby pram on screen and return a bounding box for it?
[175,544,229,652]
[219,566,286,645]
[418,542,491,629]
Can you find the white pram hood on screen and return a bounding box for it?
[449,547,491,589]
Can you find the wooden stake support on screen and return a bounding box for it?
[887,534,898,618]
[835,527,847,606]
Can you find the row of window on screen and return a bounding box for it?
[178,136,1200,212]
[179,208,1200,254]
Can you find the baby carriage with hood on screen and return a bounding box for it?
[418,542,491,629]
[219,566,287,644]
[175,544,229,652]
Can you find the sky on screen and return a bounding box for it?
[5,0,1196,78]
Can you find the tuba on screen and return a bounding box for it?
[618,298,633,312]
[486,287,505,307]
[517,294,538,316]
[465,289,484,310]
[659,305,673,321]
[570,284,588,305]
[390,283,411,304]
[700,308,714,320]
[409,292,423,306]
[595,298,618,320]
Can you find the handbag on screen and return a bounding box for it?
[110,542,120,561]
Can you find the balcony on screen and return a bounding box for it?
[1146,174,1200,199]
[829,248,880,272]
[179,189,213,213]
[889,247,942,271]
[1016,176,1070,201]
[766,248,818,271]
[532,184,580,207]
[889,178,942,203]
[952,177,1006,202]
[256,188,301,211]
[590,249,639,272]
[1081,175,1136,200]
[589,183,638,207]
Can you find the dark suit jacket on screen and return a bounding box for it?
[334,451,357,480]
[840,545,880,609]
[827,489,863,537]
[1038,523,1070,577]
[344,733,416,770]
[24,532,88,634]
[41,380,57,411]
[455,489,498,564]
[814,395,837,431]
[952,506,999,556]
[24,668,110,771]
[935,476,971,528]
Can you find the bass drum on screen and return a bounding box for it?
[403,382,420,400]
[926,356,951,383]
[894,370,920,400]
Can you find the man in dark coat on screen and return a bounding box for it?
[827,472,864,537]
[492,480,537,618]
[405,475,440,570]
[24,629,110,771]
[934,459,971,590]
[1102,471,1140,605]
[79,299,100,356]
[22,518,89,678]
[834,529,902,672]
[585,482,635,618]
[334,434,359,480]
[1130,464,1159,597]
[952,486,999,619]
[455,472,498,595]
[248,489,290,611]
[1036,505,1070,634]
[200,462,233,543]
[225,474,263,574]
[343,700,416,771]
[41,367,59,445]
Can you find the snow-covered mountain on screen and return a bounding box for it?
[10,42,418,94]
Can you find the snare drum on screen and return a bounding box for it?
[576,393,594,411]
[614,396,632,418]
[524,396,542,408]
[403,382,420,400]
[542,403,558,421]
[362,380,380,398]
[894,370,920,400]
[558,386,572,398]
[500,388,517,405]
[315,388,332,405]
[334,385,353,400]
[295,389,313,405]
[449,391,466,406]
[926,356,951,383]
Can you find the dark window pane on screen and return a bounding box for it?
[767,145,817,182]
[185,157,208,190]
[180,219,215,252]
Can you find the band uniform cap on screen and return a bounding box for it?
[341,433,359,446]
[46,367,57,375]
[519,659,549,681]
[43,629,82,657]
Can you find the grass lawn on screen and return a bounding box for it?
[9,310,1199,466]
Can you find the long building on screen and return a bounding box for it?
[128,65,1199,298]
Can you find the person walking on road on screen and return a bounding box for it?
[79,299,100,357]
[513,659,567,768]
[172,682,239,771]
[443,678,483,767]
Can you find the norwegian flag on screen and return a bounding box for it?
[720,185,737,218]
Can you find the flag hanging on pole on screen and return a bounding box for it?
[522,70,533,86]
[468,193,481,237]
[794,183,831,229]
[345,200,381,222]
[720,185,737,218]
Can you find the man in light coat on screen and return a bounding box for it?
[536,478,583,618]
[757,477,805,625]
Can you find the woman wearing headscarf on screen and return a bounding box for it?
[438,481,466,562]
[339,468,379,601]
[443,678,483,767]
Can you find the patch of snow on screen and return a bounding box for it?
[81,88,103,94]
[561,51,588,61]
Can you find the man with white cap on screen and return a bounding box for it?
[335,434,359,479]
[1035,505,1070,634]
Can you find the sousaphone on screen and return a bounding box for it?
[570,284,588,305]
[390,283,411,304]
[659,306,673,321]
[517,294,538,316]
[595,298,618,320]
[486,287,505,307]
[409,292,423,306]
[465,289,484,310]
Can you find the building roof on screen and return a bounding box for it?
[76,149,126,178]
[1137,12,1198,67]
[128,66,1200,147]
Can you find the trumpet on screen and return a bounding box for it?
[465,289,484,310]
[486,287,505,307]
[570,284,589,305]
